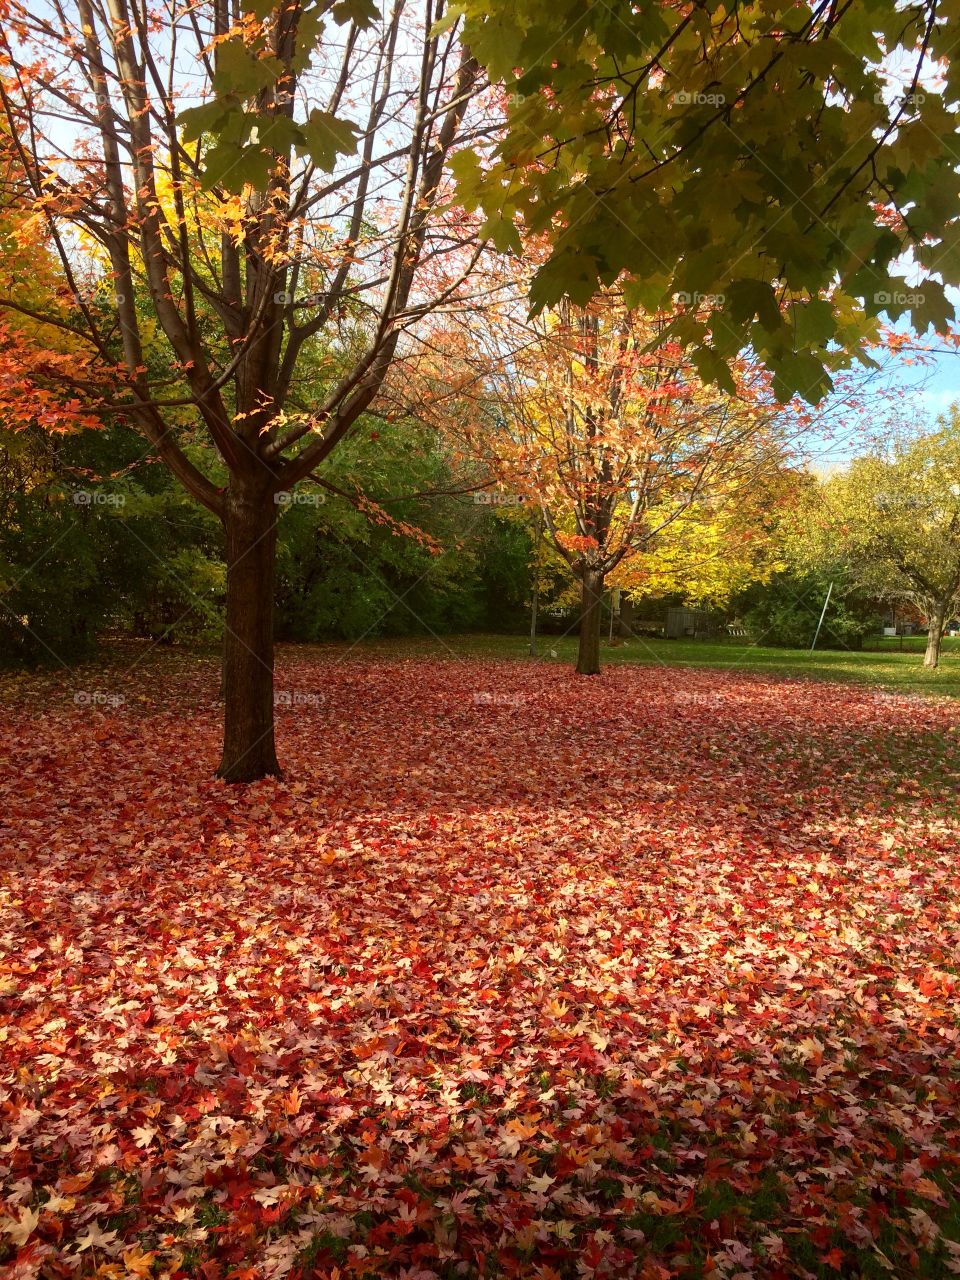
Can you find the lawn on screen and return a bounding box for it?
[353,632,960,699]
[3,646,960,1279]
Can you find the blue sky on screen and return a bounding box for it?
[882,279,960,424]
[897,345,960,422]
[801,304,959,472]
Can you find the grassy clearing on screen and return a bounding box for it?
[350,631,960,697]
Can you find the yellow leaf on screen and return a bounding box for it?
[122,1247,158,1277]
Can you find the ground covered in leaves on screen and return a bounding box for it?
[3,648,960,1280]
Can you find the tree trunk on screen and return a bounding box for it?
[576,568,604,676]
[924,603,947,669]
[217,481,282,782]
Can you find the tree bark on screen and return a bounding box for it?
[924,602,947,669]
[576,568,604,675]
[217,481,282,782]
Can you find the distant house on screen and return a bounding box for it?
[879,602,924,636]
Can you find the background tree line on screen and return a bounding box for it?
[7,385,960,670]
[0,410,535,663]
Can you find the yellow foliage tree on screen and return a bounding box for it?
[613,467,804,609]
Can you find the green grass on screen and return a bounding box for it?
[5,630,958,706]
[348,632,960,698]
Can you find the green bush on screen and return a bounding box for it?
[737,569,879,650]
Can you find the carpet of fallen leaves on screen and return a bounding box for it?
[3,649,960,1280]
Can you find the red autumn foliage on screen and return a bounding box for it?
[2,651,960,1278]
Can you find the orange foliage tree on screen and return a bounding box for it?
[405,285,806,674]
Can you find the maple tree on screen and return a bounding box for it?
[817,416,960,669]
[454,0,960,401]
[0,0,486,779]
[3,648,960,1276]
[416,286,802,674]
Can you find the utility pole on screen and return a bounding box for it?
[810,581,834,652]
